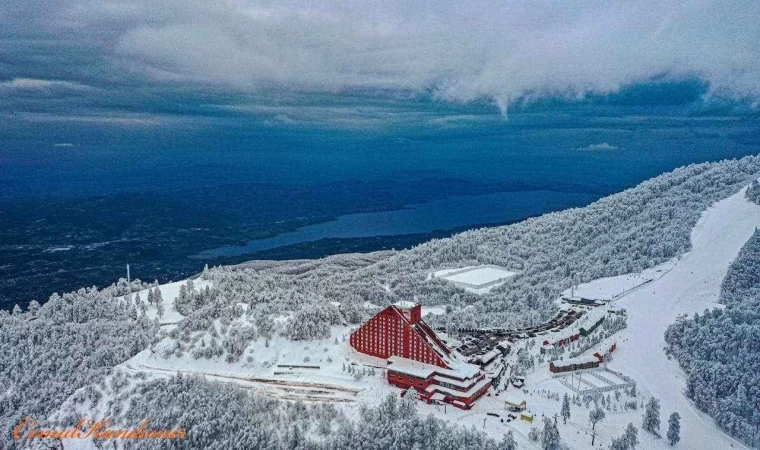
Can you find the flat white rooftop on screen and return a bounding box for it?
[433,264,517,292]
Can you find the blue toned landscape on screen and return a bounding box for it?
[200,190,599,257]
[2,94,759,309]
[4,3,760,449]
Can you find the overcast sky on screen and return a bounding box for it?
[2,0,759,126]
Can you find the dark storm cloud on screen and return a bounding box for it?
[1,0,759,125]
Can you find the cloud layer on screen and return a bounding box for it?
[2,0,760,118]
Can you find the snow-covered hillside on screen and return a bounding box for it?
[500,187,760,450]
[608,187,760,450]
[6,159,760,450]
[70,185,758,450]
[401,186,760,449]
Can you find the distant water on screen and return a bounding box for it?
[200,190,598,257]
[2,97,760,308]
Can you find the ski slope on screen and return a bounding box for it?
[608,187,760,449]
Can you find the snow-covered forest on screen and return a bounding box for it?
[54,372,510,450]
[0,285,155,449]
[3,156,760,449]
[665,229,760,448]
[746,178,760,205]
[174,156,760,356]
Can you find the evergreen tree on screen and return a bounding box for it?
[667,412,681,445]
[643,397,661,434]
[609,435,628,450]
[147,288,155,305]
[541,416,560,450]
[154,286,164,305]
[174,284,186,312]
[498,430,517,450]
[561,393,571,424]
[625,422,639,448]
[156,298,165,318]
[28,300,40,316]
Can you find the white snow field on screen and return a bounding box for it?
[561,259,677,302]
[604,187,760,450]
[123,279,212,327]
[433,264,517,293]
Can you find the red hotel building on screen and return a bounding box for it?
[349,302,491,409]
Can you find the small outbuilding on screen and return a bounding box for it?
[504,392,527,412]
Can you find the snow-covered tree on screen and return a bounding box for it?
[541,416,560,450]
[667,412,681,445]
[498,430,517,450]
[609,435,628,450]
[589,404,606,430]
[643,397,661,435]
[625,422,639,448]
[561,393,571,424]
[154,286,164,305]
[156,298,165,318]
[27,300,40,316]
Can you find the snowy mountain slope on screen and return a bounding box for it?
[436,185,760,450]
[10,161,760,450]
[93,186,760,450]
[607,187,760,450]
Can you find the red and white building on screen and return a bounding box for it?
[349,301,491,409]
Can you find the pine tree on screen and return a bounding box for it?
[147,288,155,305]
[174,285,186,312]
[561,393,571,424]
[667,412,681,445]
[609,435,627,450]
[643,397,661,435]
[156,299,165,318]
[541,416,560,450]
[28,300,40,316]
[498,430,517,450]
[625,422,639,448]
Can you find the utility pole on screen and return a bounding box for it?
[591,429,597,446]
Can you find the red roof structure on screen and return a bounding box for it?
[349,302,491,409]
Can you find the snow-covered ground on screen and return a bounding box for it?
[438,187,760,449]
[605,188,760,450]
[562,259,677,302]
[56,187,760,450]
[121,279,212,326]
[432,264,517,293]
